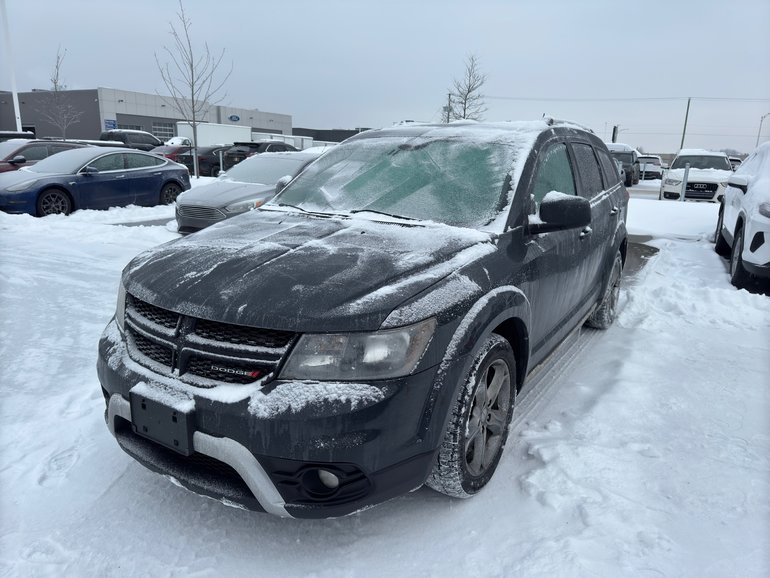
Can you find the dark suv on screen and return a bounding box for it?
[97,120,628,518]
[222,141,298,170]
[99,130,163,151]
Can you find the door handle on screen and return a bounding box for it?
[116,174,126,179]
[610,206,618,215]
[579,226,592,239]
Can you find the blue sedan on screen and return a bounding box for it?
[0,147,191,216]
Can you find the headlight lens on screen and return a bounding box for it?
[280,318,437,381]
[115,284,127,333]
[225,198,267,214]
[6,178,39,192]
[758,203,770,218]
[664,178,682,186]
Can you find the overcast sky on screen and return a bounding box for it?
[2,0,769,153]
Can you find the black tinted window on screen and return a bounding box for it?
[87,153,124,171]
[572,143,604,199]
[596,148,620,186]
[126,153,164,169]
[531,143,576,204]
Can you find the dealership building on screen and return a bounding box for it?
[0,87,293,141]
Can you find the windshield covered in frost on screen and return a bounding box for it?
[268,135,517,228]
[671,155,731,170]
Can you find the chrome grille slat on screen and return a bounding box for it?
[176,205,227,221]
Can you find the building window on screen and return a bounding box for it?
[152,122,174,140]
[118,124,143,131]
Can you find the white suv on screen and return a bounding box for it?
[660,149,732,202]
[714,142,770,290]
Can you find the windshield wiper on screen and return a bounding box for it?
[349,209,418,221]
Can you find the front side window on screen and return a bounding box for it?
[271,135,518,228]
[19,144,49,161]
[87,154,124,172]
[531,143,576,205]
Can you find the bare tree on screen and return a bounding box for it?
[38,48,83,139]
[446,54,487,122]
[155,0,232,177]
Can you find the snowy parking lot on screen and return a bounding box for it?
[1,195,768,577]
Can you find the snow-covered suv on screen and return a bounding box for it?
[660,149,732,202]
[97,120,628,518]
[714,142,770,289]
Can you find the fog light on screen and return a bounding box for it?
[318,469,340,489]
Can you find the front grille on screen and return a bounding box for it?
[176,205,227,221]
[684,189,716,200]
[195,319,295,348]
[128,295,179,329]
[685,182,718,199]
[130,330,173,368]
[124,294,297,387]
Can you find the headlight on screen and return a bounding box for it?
[224,198,267,214]
[759,203,770,218]
[280,318,436,381]
[115,284,127,333]
[664,178,682,186]
[6,178,40,192]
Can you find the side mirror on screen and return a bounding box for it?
[727,174,748,193]
[81,166,100,176]
[9,155,27,165]
[274,174,292,195]
[529,193,591,234]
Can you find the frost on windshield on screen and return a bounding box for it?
[272,128,534,229]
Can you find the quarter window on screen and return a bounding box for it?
[596,148,620,187]
[572,143,605,199]
[531,143,576,205]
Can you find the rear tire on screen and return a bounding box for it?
[729,225,751,289]
[36,189,72,216]
[587,252,623,329]
[160,182,181,205]
[714,208,730,256]
[426,334,516,498]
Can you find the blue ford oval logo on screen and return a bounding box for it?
[228,115,240,122]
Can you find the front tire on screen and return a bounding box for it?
[587,252,623,329]
[36,189,72,217]
[714,208,730,256]
[426,334,516,498]
[729,225,751,289]
[160,182,182,205]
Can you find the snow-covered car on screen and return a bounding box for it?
[175,150,323,234]
[0,147,190,216]
[729,156,742,171]
[605,143,640,186]
[714,142,770,289]
[659,149,732,202]
[97,120,629,518]
[638,154,663,180]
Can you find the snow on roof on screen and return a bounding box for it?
[676,148,728,157]
[604,142,637,152]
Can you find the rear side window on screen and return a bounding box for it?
[572,143,605,199]
[596,148,620,186]
[126,153,164,169]
[531,143,576,204]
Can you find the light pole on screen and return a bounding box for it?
[756,112,770,147]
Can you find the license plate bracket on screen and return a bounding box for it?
[129,392,195,456]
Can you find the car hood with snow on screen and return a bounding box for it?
[124,209,494,332]
[177,179,276,207]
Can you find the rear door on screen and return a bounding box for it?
[124,152,166,205]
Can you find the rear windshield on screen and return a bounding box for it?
[671,155,731,170]
[270,135,518,228]
[638,157,660,165]
[611,151,634,163]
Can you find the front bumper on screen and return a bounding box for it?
[660,181,724,202]
[97,321,454,518]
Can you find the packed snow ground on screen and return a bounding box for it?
[0,192,768,577]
